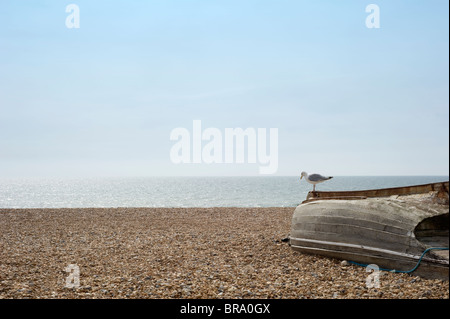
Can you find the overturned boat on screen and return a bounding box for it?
[289,182,449,280]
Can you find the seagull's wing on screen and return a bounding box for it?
[308,174,330,182]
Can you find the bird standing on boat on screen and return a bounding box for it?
[300,171,333,192]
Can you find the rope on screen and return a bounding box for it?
[347,247,449,274]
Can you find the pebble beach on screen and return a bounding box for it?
[0,207,448,299]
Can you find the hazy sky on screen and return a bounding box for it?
[0,0,448,177]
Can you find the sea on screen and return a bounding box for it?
[0,176,448,209]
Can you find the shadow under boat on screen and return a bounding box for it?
[289,181,449,280]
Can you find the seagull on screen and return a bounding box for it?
[300,171,333,192]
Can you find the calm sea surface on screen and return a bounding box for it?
[0,176,448,208]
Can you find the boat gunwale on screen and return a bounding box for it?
[289,236,449,265]
[303,181,449,203]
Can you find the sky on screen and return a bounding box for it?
[0,0,448,177]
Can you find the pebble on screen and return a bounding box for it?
[0,207,448,299]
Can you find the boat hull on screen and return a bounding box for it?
[289,193,449,280]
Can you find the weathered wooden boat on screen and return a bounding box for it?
[289,182,449,280]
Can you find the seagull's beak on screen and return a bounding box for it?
[300,176,303,180]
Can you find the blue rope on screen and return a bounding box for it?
[347,247,449,274]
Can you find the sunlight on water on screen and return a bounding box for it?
[0,176,448,208]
